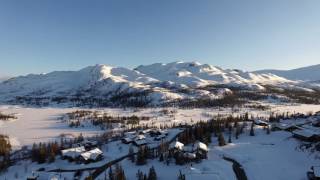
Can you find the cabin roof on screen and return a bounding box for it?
[134,139,147,146]
[170,141,184,150]
[254,119,268,125]
[183,152,196,159]
[80,148,103,161]
[61,146,86,158]
[122,137,133,142]
[136,134,146,139]
[292,129,318,138]
[195,141,208,151]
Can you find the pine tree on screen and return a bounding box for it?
[114,164,126,180]
[128,145,135,163]
[159,153,164,162]
[109,167,114,180]
[250,122,255,136]
[266,125,270,135]
[38,143,47,163]
[147,166,157,180]
[244,112,249,121]
[218,133,226,146]
[31,143,38,162]
[228,133,232,143]
[177,170,186,180]
[136,147,147,165]
[136,170,144,180]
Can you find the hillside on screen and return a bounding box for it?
[0,61,319,107]
[254,64,320,82]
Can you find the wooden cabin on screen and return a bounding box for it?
[61,146,86,160]
[80,148,103,163]
[169,141,184,151]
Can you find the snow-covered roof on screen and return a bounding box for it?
[82,140,98,145]
[80,148,103,161]
[183,145,194,152]
[273,123,299,130]
[49,175,61,180]
[135,134,146,140]
[254,119,269,125]
[134,139,147,146]
[194,141,208,151]
[183,152,196,159]
[292,129,318,138]
[170,141,184,150]
[156,134,166,139]
[61,146,86,159]
[314,166,320,177]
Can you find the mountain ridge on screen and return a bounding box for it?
[254,64,320,81]
[0,61,318,107]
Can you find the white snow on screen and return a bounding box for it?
[80,148,103,161]
[214,129,319,180]
[0,61,305,104]
[170,141,184,150]
[61,146,86,159]
[1,104,320,149]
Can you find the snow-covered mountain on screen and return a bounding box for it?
[254,64,320,82]
[0,76,10,82]
[136,61,291,87]
[0,61,312,106]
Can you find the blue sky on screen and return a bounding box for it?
[0,0,320,76]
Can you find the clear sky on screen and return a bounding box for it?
[0,0,320,76]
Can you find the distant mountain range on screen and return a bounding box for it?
[254,64,320,82]
[0,62,319,107]
[0,76,10,82]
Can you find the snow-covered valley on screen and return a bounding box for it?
[1,62,320,180]
[1,103,320,180]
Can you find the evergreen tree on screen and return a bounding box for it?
[136,170,144,180]
[266,125,270,135]
[128,145,135,163]
[136,146,147,165]
[218,133,226,146]
[177,170,186,180]
[147,166,157,180]
[159,153,164,162]
[114,164,126,180]
[244,112,249,121]
[250,122,255,136]
[109,167,114,180]
[228,133,232,143]
[38,143,47,163]
[235,124,240,139]
[31,143,38,162]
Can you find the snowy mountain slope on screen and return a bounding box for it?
[135,61,291,87]
[0,76,10,82]
[0,61,313,106]
[254,64,320,81]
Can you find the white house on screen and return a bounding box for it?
[169,141,184,151]
[80,148,103,162]
[61,146,86,159]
